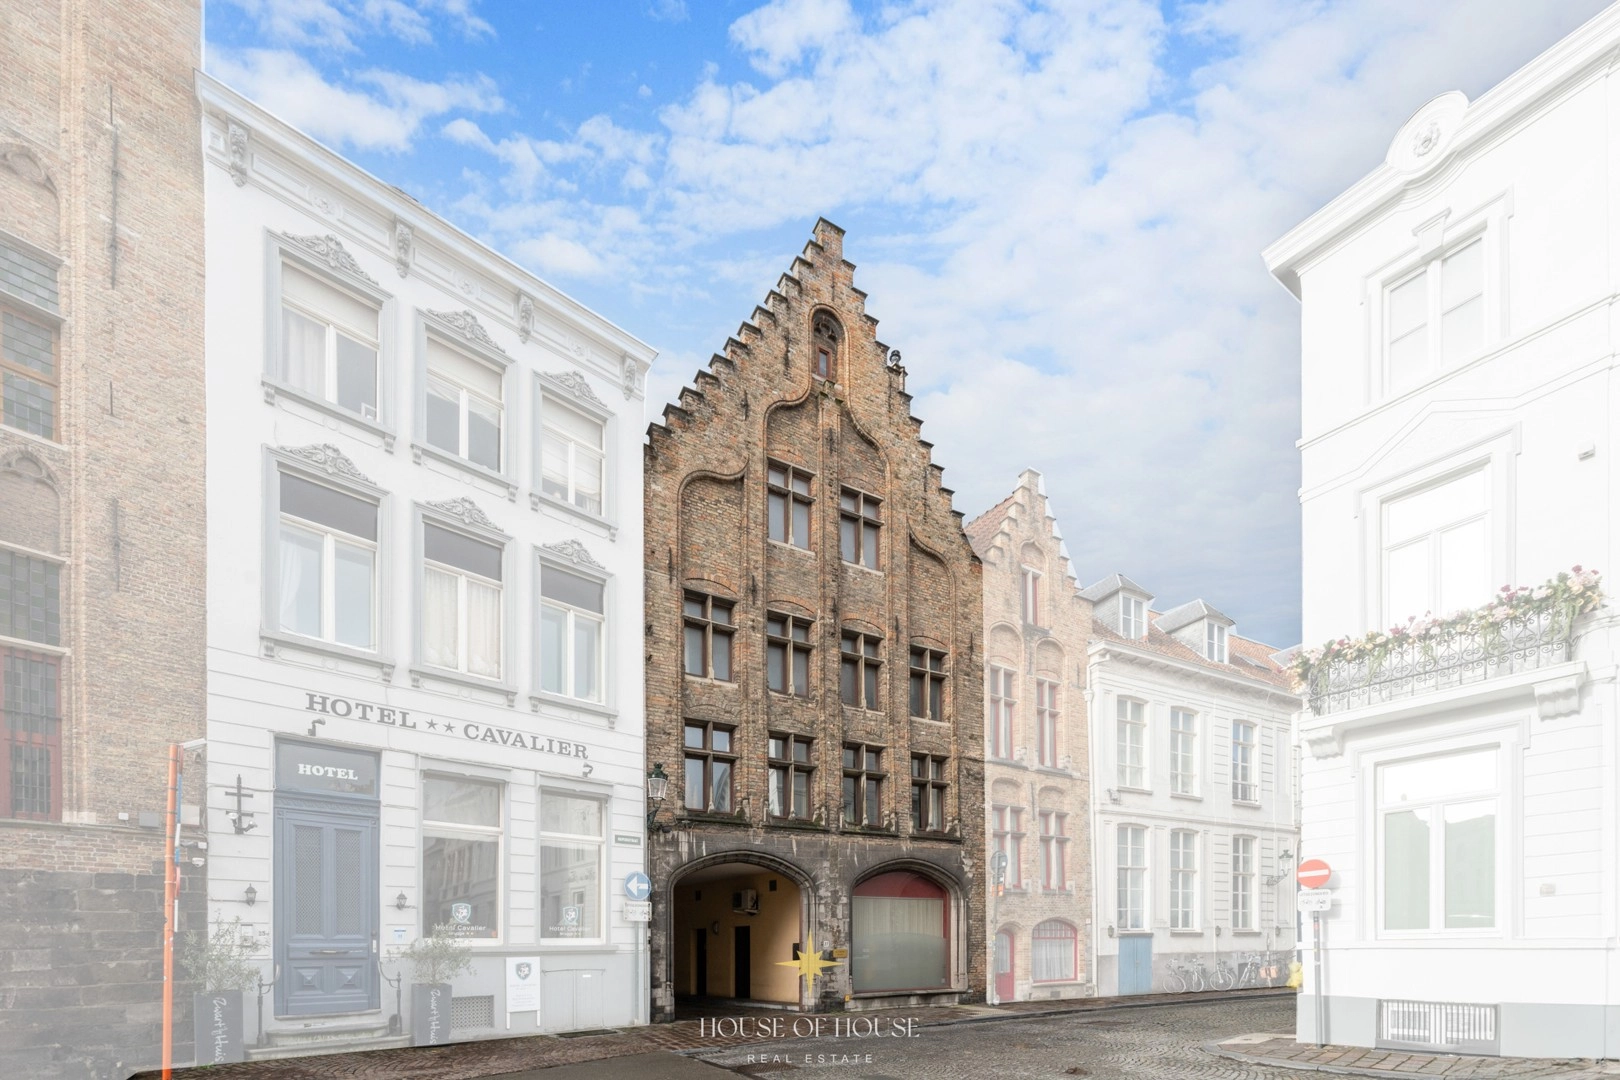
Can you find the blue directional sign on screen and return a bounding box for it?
[624,871,652,901]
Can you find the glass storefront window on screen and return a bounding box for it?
[850,871,948,993]
[421,775,502,939]
[540,790,605,940]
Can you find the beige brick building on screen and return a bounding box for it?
[964,469,1095,1002]
[644,220,985,1020]
[0,1,207,1076]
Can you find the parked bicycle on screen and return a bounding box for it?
[1162,955,1207,993]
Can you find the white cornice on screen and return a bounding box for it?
[1086,637,1301,709]
[1264,5,1620,297]
[195,73,657,381]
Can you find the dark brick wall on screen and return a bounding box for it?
[644,220,986,1019]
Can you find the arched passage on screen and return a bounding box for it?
[669,855,810,1007]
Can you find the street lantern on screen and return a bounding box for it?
[646,763,670,832]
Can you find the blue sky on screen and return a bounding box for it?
[205,0,1614,647]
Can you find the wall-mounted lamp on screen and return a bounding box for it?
[396,892,409,911]
[1106,924,1115,937]
[244,884,257,907]
[646,763,671,834]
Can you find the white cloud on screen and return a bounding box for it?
[209,48,502,152]
[219,0,492,50]
[646,0,690,23]
[251,0,1614,641]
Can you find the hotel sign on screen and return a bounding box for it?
[302,692,592,762]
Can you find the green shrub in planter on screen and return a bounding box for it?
[179,917,259,1064]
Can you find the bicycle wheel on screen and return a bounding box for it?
[1210,963,1235,991]
[1164,971,1187,994]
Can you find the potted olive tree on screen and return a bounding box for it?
[179,917,259,1064]
[398,924,474,1046]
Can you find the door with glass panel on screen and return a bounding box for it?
[275,800,380,1016]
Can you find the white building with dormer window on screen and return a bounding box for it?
[1079,574,1299,998]
[1265,5,1620,1059]
[199,75,655,1059]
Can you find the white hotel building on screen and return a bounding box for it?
[199,75,655,1056]
[1266,5,1620,1059]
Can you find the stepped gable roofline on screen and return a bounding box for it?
[1079,572,1151,602]
[1091,607,1296,692]
[1154,598,1234,634]
[964,491,1019,557]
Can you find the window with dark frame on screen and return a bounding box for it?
[2,643,59,821]
[838,489,881,570]
[683,721,735,813]
[767,463,813,550]
[910,754,948,833]
[1,305,58,440]
[683,592,733,682]
[908,646,946,721]
[812,312,839,381]
[766,613,813,697]
[768,734,814,820]
[839,630,882,709]
[842,743,885,827]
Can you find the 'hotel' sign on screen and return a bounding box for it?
[302,692,593,761]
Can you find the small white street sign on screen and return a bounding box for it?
[1298,888,1333,913]
[624,900,652,922]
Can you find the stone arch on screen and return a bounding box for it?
[1034,637,1065,678]
[810,307,842,381]
[848,859,967,996]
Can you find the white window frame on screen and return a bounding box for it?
[260,448,392,673]
[276,476,378,651]
[992,805,1024,888]
[410,503,515,700]
[988,664,1017,761]
[419,772,505,942]
[1205,622,1228,663]
[1038,809,1067,890]
[1116,697,1147,790]
[1034,678,1059,768]
[1169,707,1198,796]
[534,549,612,711]
[1120,594,1146,639]
[1231,720,1258,804]
[1230,835,1256,932]
[1370,738,1509,940]
[1367,192,1510,402]
[1358,431,1516,633]
[537,787,609,946]
[262,232,396,442]
[533,371,615,529]
[1117,823,1147,931]
[1169,829,1198,931]
[412,312,516,498]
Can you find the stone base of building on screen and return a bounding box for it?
[1297,994,1620,1060]
[0,824,206,1080]
[846,988,968,1012]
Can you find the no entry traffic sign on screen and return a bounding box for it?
[1297,858,1332,889]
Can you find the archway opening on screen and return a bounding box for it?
[850,870,950,993]
[672,861,803,1006]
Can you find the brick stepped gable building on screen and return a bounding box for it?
[964,469,1096,1001]
[644,220,985,1020]
[0,0,207,1076]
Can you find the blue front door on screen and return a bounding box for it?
[1118,935,1153,995]
[274,799,379,1016]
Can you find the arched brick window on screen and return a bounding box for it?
[812,312,840,381]
[1031,919,1077,982]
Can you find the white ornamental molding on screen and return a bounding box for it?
[426,496,502,533]
[619,354,640,400]
[228,121,249,187]
[281,444,376,487]
[281,233,378,286]
[427,309,506,355]
[393,218,414,278]
[540,539,604,571]
[546,369,605,409]
[517,294,535,344]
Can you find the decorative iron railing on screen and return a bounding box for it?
[1305,609,1580,716]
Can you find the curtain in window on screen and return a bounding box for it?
[333,543,374,648]
[539,603,567,694]
[572,614,600,700]
[282,307,326,395]
[1032,922,1076,982]
[466,578,501,678]
[422,566,458,668]
[851,896,947,992]
[278,528,321,637]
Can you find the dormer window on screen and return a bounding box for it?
[1120,595,1145,639]
[812,312,840,381]
[1205,622,1228,663]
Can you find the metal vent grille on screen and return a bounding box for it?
[451,995,495,1031]
[1377,999,1498,1055]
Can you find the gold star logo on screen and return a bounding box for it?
[777,935,843,982]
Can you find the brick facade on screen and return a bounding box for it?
[0,0,208,1076]
[965,470,1096,1001]
[644,220,985,1019]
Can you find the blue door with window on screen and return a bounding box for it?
[1118,935,1153,995]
